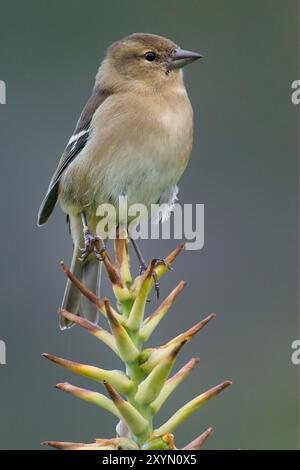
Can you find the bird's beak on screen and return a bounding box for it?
[169,47,203,70]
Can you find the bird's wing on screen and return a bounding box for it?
[37,87,110,226]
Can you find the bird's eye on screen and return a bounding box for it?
[144,51,157,62]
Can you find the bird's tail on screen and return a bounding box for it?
[60,245,101,329]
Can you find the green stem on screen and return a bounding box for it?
[122,313,155,446]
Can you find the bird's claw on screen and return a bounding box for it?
[139,258,172,299]
[139,262,148,276]
[79,231,106,262]
[154,258,173,272]
[152,270,160,299]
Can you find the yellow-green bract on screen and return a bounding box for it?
[43,237,232,450]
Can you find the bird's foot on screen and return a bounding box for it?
[140,258,173,299]
[79,230,106,262]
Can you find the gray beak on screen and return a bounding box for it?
[169,47,203,70]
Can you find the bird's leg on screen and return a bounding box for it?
[129,236,147,274]
[129,236,159,297]
[79,211,106,262]
[129,237,172,299]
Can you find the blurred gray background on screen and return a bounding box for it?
[0,0,299,450]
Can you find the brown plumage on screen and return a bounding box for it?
[38,33,202,329]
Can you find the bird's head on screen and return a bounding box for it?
[97,33,202,93]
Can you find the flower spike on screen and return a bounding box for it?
[45,234,231,450]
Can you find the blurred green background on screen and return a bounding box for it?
[0,0,299,450]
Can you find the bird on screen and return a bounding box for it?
[37,33,202,329]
